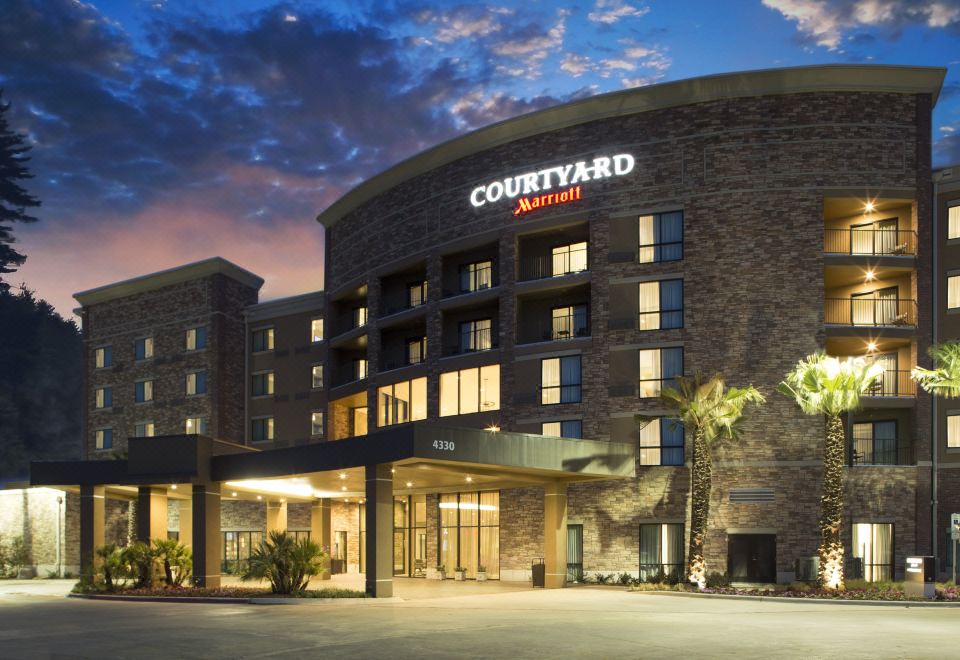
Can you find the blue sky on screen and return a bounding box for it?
[2,0,959,316]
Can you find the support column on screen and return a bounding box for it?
[178,497,193,549]
[192,482,221,588]
[365,464,393,598]
[136,486,169,543]
[79,485,105,578]
[544,482,568,589]
[311,498,332,580]
[266,500,288,534]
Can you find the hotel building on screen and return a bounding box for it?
[25,64,960,595]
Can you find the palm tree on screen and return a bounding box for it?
[912,342,960,397]
[778,352,883,591]
[641,372,764,589]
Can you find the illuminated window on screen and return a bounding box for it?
[638,280,683,330]
[948,414,960,448]
[94,346,112,369]
[460,261,493,293]
[185,327,207,351]
[95,428,113,450]
[459,319,492,353]
[407,337,426,364]
[541,356,581,405]
[186,370,207,396]
[551,306,588,340]
[949,205,960,240]
[135,337,154,361]
[185,416,208,435]
[408,281,428,308]
[551,242,588,276]
[95,386,112,409]
[638,348,683,398]
[353,307,368,328]
[311,411,324,437]
[541,420,582,438]
[377,377,427,427]
[134,422,155,438]
[639,523,684,582]
[252,327,274,352]
[949,275,960,309]
[638,211,683,263]
[252,371,274,397]
[440,365,500,416]
[852,522,893,582]
[311,318,324,343]
[639,418,684,466]
[134,380,154,403]
[353,359,368,381]
[251,417,274,442]
[311,364,324,389]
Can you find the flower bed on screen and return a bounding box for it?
[74,584,368,599]
[630,580,960,602]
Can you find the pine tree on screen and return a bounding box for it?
[0,90,41,280]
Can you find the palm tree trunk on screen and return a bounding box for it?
[687,427,711,589]
[819,413,846,590]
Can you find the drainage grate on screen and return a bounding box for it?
[729,488,775,503]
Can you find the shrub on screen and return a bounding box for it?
[572,569,586,583]
[617,572,633,585]
[0,536,8,577]
[705,572,731,588]
[95,544,124,591]
[121,541,155,588]
[7,536,30,576]
[153,539,191,587]
[242,531,328,595]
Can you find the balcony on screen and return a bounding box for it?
[518,246,588,282]
[849,437,915,466]
[825,298,917,328]
[445,326,499,357]
[863,370,915,397]
[332,361,368,388]
[825,229,917,256]
[517,311,590,345]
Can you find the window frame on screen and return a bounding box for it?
[186,370,207,396]
[638,347,684,399]
[408,280,428,308]
[459,318,493,353]
[95,428,113,450]
[638,279,684,331]
[639,418,685,466]
[541,419,583,439]
[134,379,154,404]
[459,260,494,294]
[134,421,155,438]
[311,363,324,390]
[134,336,154,362]
[251,326,275,353]
[540,355,582,405]
[94,386,113,409]
[638,211,684,264]
[439,364,500,417]
[185,326,207,351]
[311,411,325,437]
[251,370,275,398]
[377,377,428,427]
[310,317,324,343]
[185,416,208,436]
[639,522,685,582]
[94,345,113,369]
[948,203,960,241]
[251,416,275,443]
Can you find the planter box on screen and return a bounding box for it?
[477,572,488,582]
[454,571,466,581]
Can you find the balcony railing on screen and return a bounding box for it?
[518,248,588,282]
[863,370,916,397]
[849,437,914,466]
[825,298,917,327]
[446,327,498,356]
[825,229,917,256]
[517,312,589,344]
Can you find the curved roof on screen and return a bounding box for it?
[316,64,945,228]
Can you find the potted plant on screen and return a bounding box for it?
[433,564,446,580]
[476,565,488,582]
[454,566,466,581]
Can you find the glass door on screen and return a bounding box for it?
[875,218,898,254]
[876,286,898,325]
[850,222,874,254]
[567,524,583,580]
[393,497,408,576]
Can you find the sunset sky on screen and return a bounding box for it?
[3,0,959,318]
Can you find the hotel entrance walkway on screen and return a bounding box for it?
[222,573,535,600]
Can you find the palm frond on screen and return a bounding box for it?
[912,342,960,398]
[778,352,882,417]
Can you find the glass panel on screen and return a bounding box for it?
[639,419,661,466]
[480,365,499,411]
[480,526,499,579]
[459,368,479,415]
[560,355,581,403]
[664,524,684,581]
[660,280,683,329]
[949,415,960,448]
[661,421,684,466]
[851,223,873,254]
[950,276,960,309]
[440,371,459,417]
[659,212,683,261]
[638,282,660,330]
[480,491,499,526]
[638,350,661,398]
[542,358,560,405]
[411,377,427,421]
[561,420,582,439]
[542,421,561,437]
[639,524,660,581]
[638,215,655,263]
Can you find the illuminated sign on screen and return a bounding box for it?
[469,154,635,214]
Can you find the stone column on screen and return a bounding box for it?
[192,482,221,588]
[136,486,168,543]
[178,497,193,548]
[79,485,105,577]
[543,482,568,589]
[311,498,333,580]
[266,500,288,534]
[365,463,393,598]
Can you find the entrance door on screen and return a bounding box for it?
[727,534,776,582]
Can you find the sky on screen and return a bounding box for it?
[2,0,960,318]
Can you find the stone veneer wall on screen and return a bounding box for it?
[331,501,362,572]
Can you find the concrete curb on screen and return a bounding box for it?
[637,590,960,607]
[252,597,399,605]
[69,593,383,605]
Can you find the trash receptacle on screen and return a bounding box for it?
[532,557,545,588]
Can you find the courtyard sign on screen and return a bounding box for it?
[469,153,635,216]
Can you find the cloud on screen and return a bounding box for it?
[763,0,960,50]
[561,41,670,82]
[560,53,593,77]
[936,121,960,166]
[416,4,512,43]
[587,0,651,24]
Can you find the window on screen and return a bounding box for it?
[851,421,898,465]
[551,305,588,340]
[135,337,154,361]
[95,386,112,409]
[638,211,683,263]
[551,242,588,276]
[459,319,492,353]
[353,307,368,328]
[638,347,683,398]
[542,420,582,438]
[950,275,960,310]
[311,318,324,343]
[252,327,274,352]
[134,380,154,403]
[852,522,893,582]
[639,523,684,582]
[948,413,960,449]
[311,411,324,437]
[311,364,324,389]
[949,204,960,240]
[541,356,582,404]
[94,346,112,369]
[252,371,274,397]
[185,416,208,435]
[440,365,500,416]
[408,281,428,308]
[639,419,685,466]
[186,370,207,396]
[377,377,427,427]
[134,422,155,438]
[638,280,683,330]
[407,337,426,364]
[460,260,492,293]
[353,359,368,381]
[185,327,207,351]
[252,417,274,442]
[95,428,113,450]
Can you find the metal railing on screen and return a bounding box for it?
[825,229,917,256]
[517,311,589,344]
[824,298,917,327]
[518,247,588,282]
[849,437,915,466]
[446,327,498,356]
[863,370,916,397]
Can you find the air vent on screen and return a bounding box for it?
[729,488,775,503]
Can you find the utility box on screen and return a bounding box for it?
[904,556,935,599]
[531,558,545,588]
